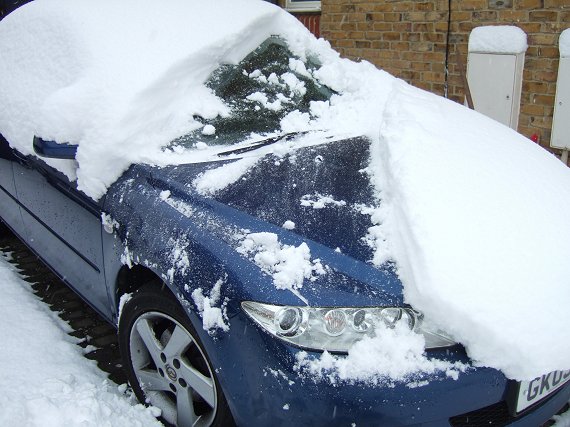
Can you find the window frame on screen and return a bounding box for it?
[284,0,321,12]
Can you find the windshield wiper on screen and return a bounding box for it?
[217,131,310,157]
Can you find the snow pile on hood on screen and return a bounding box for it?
[468,25,528,54]
[0,256,161,426]
[369,80,570,380]
[237,232,326,303]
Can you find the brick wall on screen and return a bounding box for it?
[320,0,569,152]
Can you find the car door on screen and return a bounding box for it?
[12,151,110,318]
[0,133,24,235]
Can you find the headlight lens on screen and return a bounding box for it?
[242,301,456,352]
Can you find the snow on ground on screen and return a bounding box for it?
[1,0,570,384]
[0,254,162,427]
[554,409,570,427]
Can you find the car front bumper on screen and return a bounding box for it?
[187,307,570,427]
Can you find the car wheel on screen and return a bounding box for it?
[118,286,234,427]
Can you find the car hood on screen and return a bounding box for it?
[224,137,376,261]
[113,136,403,306]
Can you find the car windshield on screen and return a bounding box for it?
[171,37,333,147]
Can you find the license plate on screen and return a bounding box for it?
[515,369,570,413]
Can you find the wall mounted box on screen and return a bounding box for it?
[467,52,525,130]
[285,0,321,12]
[551,35,569,150]
[466,26,527,131]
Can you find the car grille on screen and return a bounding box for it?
[449,401,569,427]
[449,401,513,426]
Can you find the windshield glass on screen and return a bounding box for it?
[172,37,333,147]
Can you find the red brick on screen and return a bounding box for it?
[414,2,435,11]
[458,0,488,10]
[391,41,411,50]
[544,0,569,8]
[531,70,558,82]
[529,33,559,46]
[529,11,559,21]
[384,31,402,40]
[402,32,422,41]
[411,61,432,70]
[515,0,544,9]
[355,40,372,48]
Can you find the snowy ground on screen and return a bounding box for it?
[0,252,162,427]
[1,251,570,426]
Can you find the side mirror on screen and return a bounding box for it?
[33,136,78,159]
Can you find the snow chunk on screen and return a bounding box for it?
[281,72,307,96]
[246,91,283,111]
[300,193,347,209]
[164,197,195,217]
[468,26,527,54]
[289,58,311,78]
[191,278,229,334]
[237,232,325,300]
[121,244,134,268]
[357,204,391,266]
[117,293,132,325]
[195,141,208,150]
[101,212,119,233]
[282,220,296,230]
[193,157,260,195]
[560,29,570,58]
[552,406,570,426]
[166,237,190,283]
[295,322,467,384]
[280,110,311,133]
[202,124,216,136]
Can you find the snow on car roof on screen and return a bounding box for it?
[0,0,318,198]
[2,0,570,382]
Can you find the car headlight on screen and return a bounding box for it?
[241,301,456,352]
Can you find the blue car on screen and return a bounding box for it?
[1,5,569,427]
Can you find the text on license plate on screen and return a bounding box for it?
[516,369,570,413]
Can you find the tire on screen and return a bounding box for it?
[118,286,235,427]
[0,219,9,237]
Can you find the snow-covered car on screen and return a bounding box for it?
[1,1,570,426]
